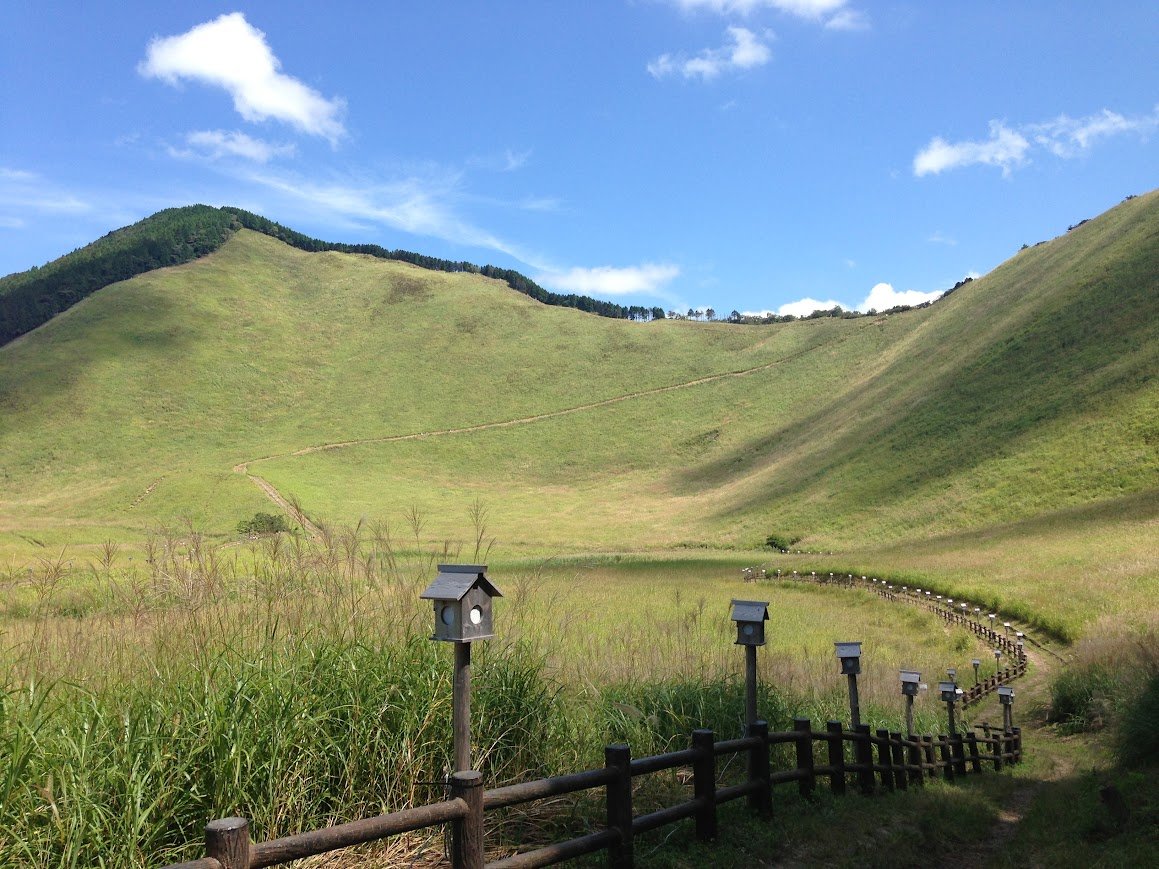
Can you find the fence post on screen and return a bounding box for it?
[747,720,772,816]
[906,734,922,787]
[1012,726,1022,764]
[794,717,815,799]
[206,818,250,869]
[952,733,968,777]
[855,724,875,796]
[889,732,907,790]
[938,735,954,782]
[692,729,717,841]
[450,770,484,869]
[922,734,936,780]
[875,729,894,792]
[605,744,633,869]
[963,731,980,774]
[826,720,846,797]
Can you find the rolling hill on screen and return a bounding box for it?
[1,190,1155,637]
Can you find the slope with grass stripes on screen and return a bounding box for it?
[1,192,1155,620]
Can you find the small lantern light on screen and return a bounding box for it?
[730,599,769,647]
[1003,622,1011,636]
[421,564,502,643]
[939,681,958,703]
[946,667,957,684]
[900,669,921,697]
[972,658,982,684]
[835,641,863,675]
[998,686,1014,706]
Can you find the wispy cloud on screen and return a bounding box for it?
[914,107,1159,177]
[823,8,869,30]
[648,26,772,81]
[913,121,1030,178]
[0,167,92,214]
[535,263,681,296]
[927,231,957,246]
[667,0,847,21]
[139,12,346,143]
[171,130,296,163]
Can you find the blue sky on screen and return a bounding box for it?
[2,1,1156,317]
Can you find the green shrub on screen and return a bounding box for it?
[1048,665,1117,733]
[236,512,290,535]
[1117,672,1159,767]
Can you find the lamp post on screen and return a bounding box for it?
[835,642,863,728]
[420,564,503,772]
[972,658,982,686]
[998,686,1015,731]
[900,670,921,736]
[730,599,769,726]
[940,681,959,734]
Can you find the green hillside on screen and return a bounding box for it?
[1,190,1155,637]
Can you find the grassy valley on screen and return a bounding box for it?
[0,190,1156,866]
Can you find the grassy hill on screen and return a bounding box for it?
[1,191,1155,638]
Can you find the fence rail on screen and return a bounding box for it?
[163,718,1022,869]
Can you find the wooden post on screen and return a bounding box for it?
[952,733,968,777]
[889,732,907,790]
[454,642,472,772]
[905,694,915,738]
[938,735,954,782]
[747,720,772,816]
[794,717,815,799]
[846,673,861,729]
[966,731,982,774]
[206,817,250,869]
[855,724,875,796]
[826,720,846,797]
[1012,726,1022,764]
[450,770,484,869]
[906,734,923,787]
[745,644,759,727]
[875,729,894,792]
[692,729,717,841]
[605,744,633,869]
[922,735,936,780]
[991,729,1003,772]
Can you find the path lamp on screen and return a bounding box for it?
[901,670,921,735]
[998,686,1015,731]
[939,681,960,734]
[988,613,997,629]
[994,650,1002,676]
[972,659,982,686]
[731,599,769,726]
[1003,622,1011,637]
[835,642,864,728]
[946,667,957,686]
[1016,640,1025,659]
[974,606,982,622]
[420,564,503,772]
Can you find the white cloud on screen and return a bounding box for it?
[824,9,869,30]
[1027,107,1159,157]
[914,106,1159,177]
[139,12,346,143]
[927,231,957,246]
[858,282,942,311]
[0,216,25,229]
[913,121,1030,177]
[648,27,772,81]
[535,263,681,296]
[0,167,91,214]
[776,296,843,317]
[174,130,296,163]
[669,0,847,19]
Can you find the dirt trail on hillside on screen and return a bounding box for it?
[231,328,870,526]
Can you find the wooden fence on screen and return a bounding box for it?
[778,571,1030,704]
[163,717,1023,869]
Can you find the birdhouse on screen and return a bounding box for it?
[900,669,921,697]
[420,564,502,642]
[939,681,958,703]
[730,599,769,646]
[997,686,1014,706]
[835,641,862,675]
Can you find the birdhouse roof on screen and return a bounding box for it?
[730,599,769,623]
[420,564,503,601]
